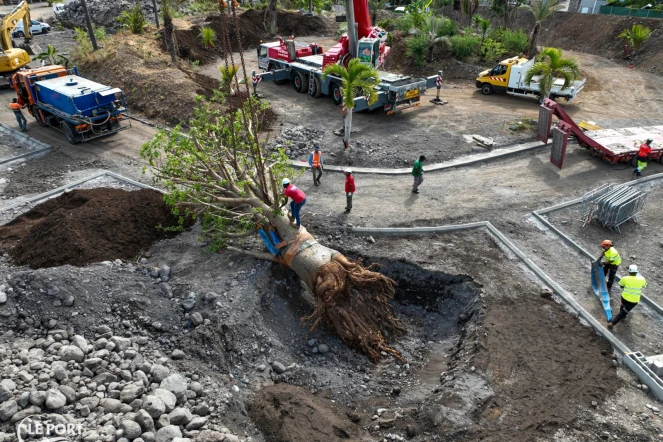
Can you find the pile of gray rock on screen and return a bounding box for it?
[0,327,245,442]
[59,0,158,32]
[268,126,325,160]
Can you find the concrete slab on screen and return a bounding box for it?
[0,122,52,166]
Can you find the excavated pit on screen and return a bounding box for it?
[252,254,483,442]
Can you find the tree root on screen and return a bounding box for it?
[303,255,407,363]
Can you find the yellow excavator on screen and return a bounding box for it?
[0,1,36,81]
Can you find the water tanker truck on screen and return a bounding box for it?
[10,65,131,144]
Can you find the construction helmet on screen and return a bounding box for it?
[628,264,638,273]
[646,138,653,144]
[345,168,352,174]
[282,178,290,186]
[601,240,612,248]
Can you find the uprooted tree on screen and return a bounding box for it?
[140,94,406,363]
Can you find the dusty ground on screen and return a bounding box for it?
[1,13,663,442]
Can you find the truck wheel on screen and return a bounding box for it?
[331,83,342,106]
[14,31,24,38]
[34,110,48,127]
[309,77,322,98]
[629,156,638,167]
[292,72,308,94]
[538,95,545,105]
[62,123,79,145]
[481,84,493,95]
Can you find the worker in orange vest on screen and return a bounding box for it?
[9,98,27,132]
[633,138,653,176]
[308,145,324,186]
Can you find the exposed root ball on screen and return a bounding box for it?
[304,255,406,363]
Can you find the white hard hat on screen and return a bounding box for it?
[628,264,638,273]
[345,168,352,174]
[281,178,290,185]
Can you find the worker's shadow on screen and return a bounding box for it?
[404,192,418,208]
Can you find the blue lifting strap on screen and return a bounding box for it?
[259,229,277,256]
[591,261,613,321]
[269,230,282,256]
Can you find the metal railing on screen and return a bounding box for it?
[599,5,663,18]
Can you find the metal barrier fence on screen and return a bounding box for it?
[599,5,663,18]
[581,183,648,233]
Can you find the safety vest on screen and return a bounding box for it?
[604,247,621,266]
[619,274,647,303]
[311,151,321,168]
[9,102,21,111]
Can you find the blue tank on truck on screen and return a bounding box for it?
[10,65,131,144]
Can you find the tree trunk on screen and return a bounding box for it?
[525,21,540,58]
[163,10,178,63]
[343,110,352,149]
[254,200,404,362]
[265,0,277,35]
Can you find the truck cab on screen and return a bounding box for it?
[475,56,522,95]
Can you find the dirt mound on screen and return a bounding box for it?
[248,384,367,442]
[468,292,620,441]
[0,188,184,269]
[504,8,663,76]
[79,30,219,126]
[176,9,331,65]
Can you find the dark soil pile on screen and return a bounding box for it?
[467,292,620,441]
[248,384,367,442]
[176,9,331,65]
[80,31,219,126]
[0,188,184,269]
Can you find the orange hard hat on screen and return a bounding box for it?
[601,240,612,248]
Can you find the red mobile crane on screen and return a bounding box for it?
[253,0,440,114]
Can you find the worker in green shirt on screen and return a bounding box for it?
[412,155,426,194]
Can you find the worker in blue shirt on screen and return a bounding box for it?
[308,145,324,186]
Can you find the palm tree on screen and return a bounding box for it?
[322,59,379,149]
[162,0,178,63]
[368,0,387,26]
[524,0,562,58]
[524,47,580,102]
[619,24,652,53]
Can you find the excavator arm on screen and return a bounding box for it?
[1,1,34,54]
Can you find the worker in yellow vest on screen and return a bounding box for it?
[597,239,621,291]
[608,264,647,329]
[308,145,324,186]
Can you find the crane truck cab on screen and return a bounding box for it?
[476,56,586,104]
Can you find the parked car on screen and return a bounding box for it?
[53,3,65,15]
[12,19,50,37]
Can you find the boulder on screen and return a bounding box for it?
[71,335,89,353]
[150,365,170,383]
[57,385,76,404]
[194,431,226,442]
[110,336,132,353]
[45,389,67,409]
[143,396,166,419]
[155,426,182,442]
[0,400,18,422]
[168,408,192,426]
[100,398,132,413]
[120,420,143,440]
[159,375,186,401]
[134,410,156,433]
[185,417,208,431]
[59,345,85,362]
[121,384,144,403]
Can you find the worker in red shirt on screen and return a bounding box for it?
[282,178,306,227]
[344,168,355,213]
[633,138,653,176]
